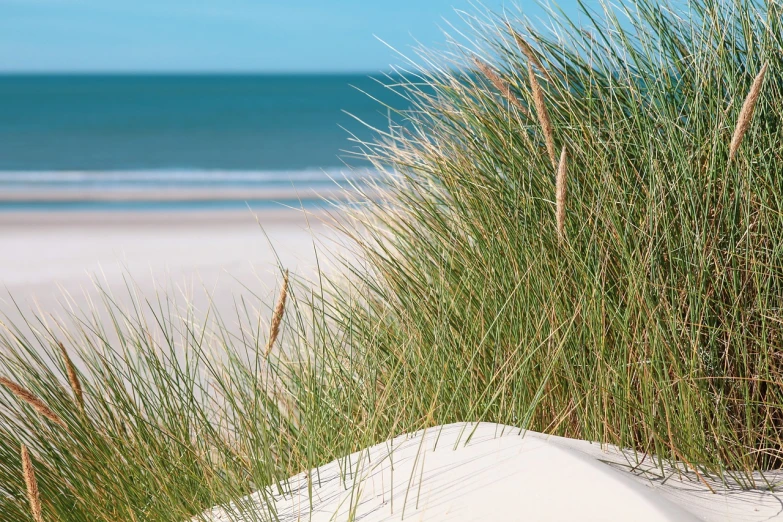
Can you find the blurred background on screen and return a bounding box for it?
[0,0,560,211]
[0,0,577,321]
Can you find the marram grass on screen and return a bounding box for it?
[3,0,783,520]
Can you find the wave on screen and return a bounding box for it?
[0,168,385,210]
[0,168,379,186]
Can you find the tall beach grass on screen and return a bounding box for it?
[3,0,783,519]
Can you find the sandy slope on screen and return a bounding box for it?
[199,423,783,522]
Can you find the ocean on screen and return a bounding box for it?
[0,74,398,211]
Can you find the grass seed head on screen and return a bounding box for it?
[529,61,557,167]
[729,62,768,161]
[0,377,66,428]
[509,25,551,81]
[265,270,289,356]
[21,445,44,522]
[473,57,529,117]
[58,342,84,413]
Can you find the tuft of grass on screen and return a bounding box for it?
[337,0,783,483]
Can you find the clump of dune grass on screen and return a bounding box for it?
[338,0,783,479]
[2,0,783,520]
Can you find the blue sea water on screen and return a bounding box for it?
[0,74,398,210]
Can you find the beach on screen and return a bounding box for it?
[2,6,783,518]
[0,73,374,321]
[0,208,345,338]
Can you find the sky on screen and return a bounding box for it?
[0,0,579,73]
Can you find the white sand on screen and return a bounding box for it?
[200,423,783,522]
[0,209,348,343]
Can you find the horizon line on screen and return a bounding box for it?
[0,69,399,76]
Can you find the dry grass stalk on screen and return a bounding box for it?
[509,26,551,81]
[729,62,768,161]
[0,377,66,428]
[21,445,44,522]
[58,342,84,413]
[556,146,568,241]
[473,57,530,117]
[529,62,557,167]
[265,270,289,356]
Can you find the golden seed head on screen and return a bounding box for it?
[529,61,557,167]
[729,62,768,161]
[509,25,551,81]
[21,445,44,522]
[472,57,529,117]
[265,270,289,357]
[0,377,66,428]
[58,343,84,413]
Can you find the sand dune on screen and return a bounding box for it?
[199,422,783,522]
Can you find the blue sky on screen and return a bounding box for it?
[0,0,578,73]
